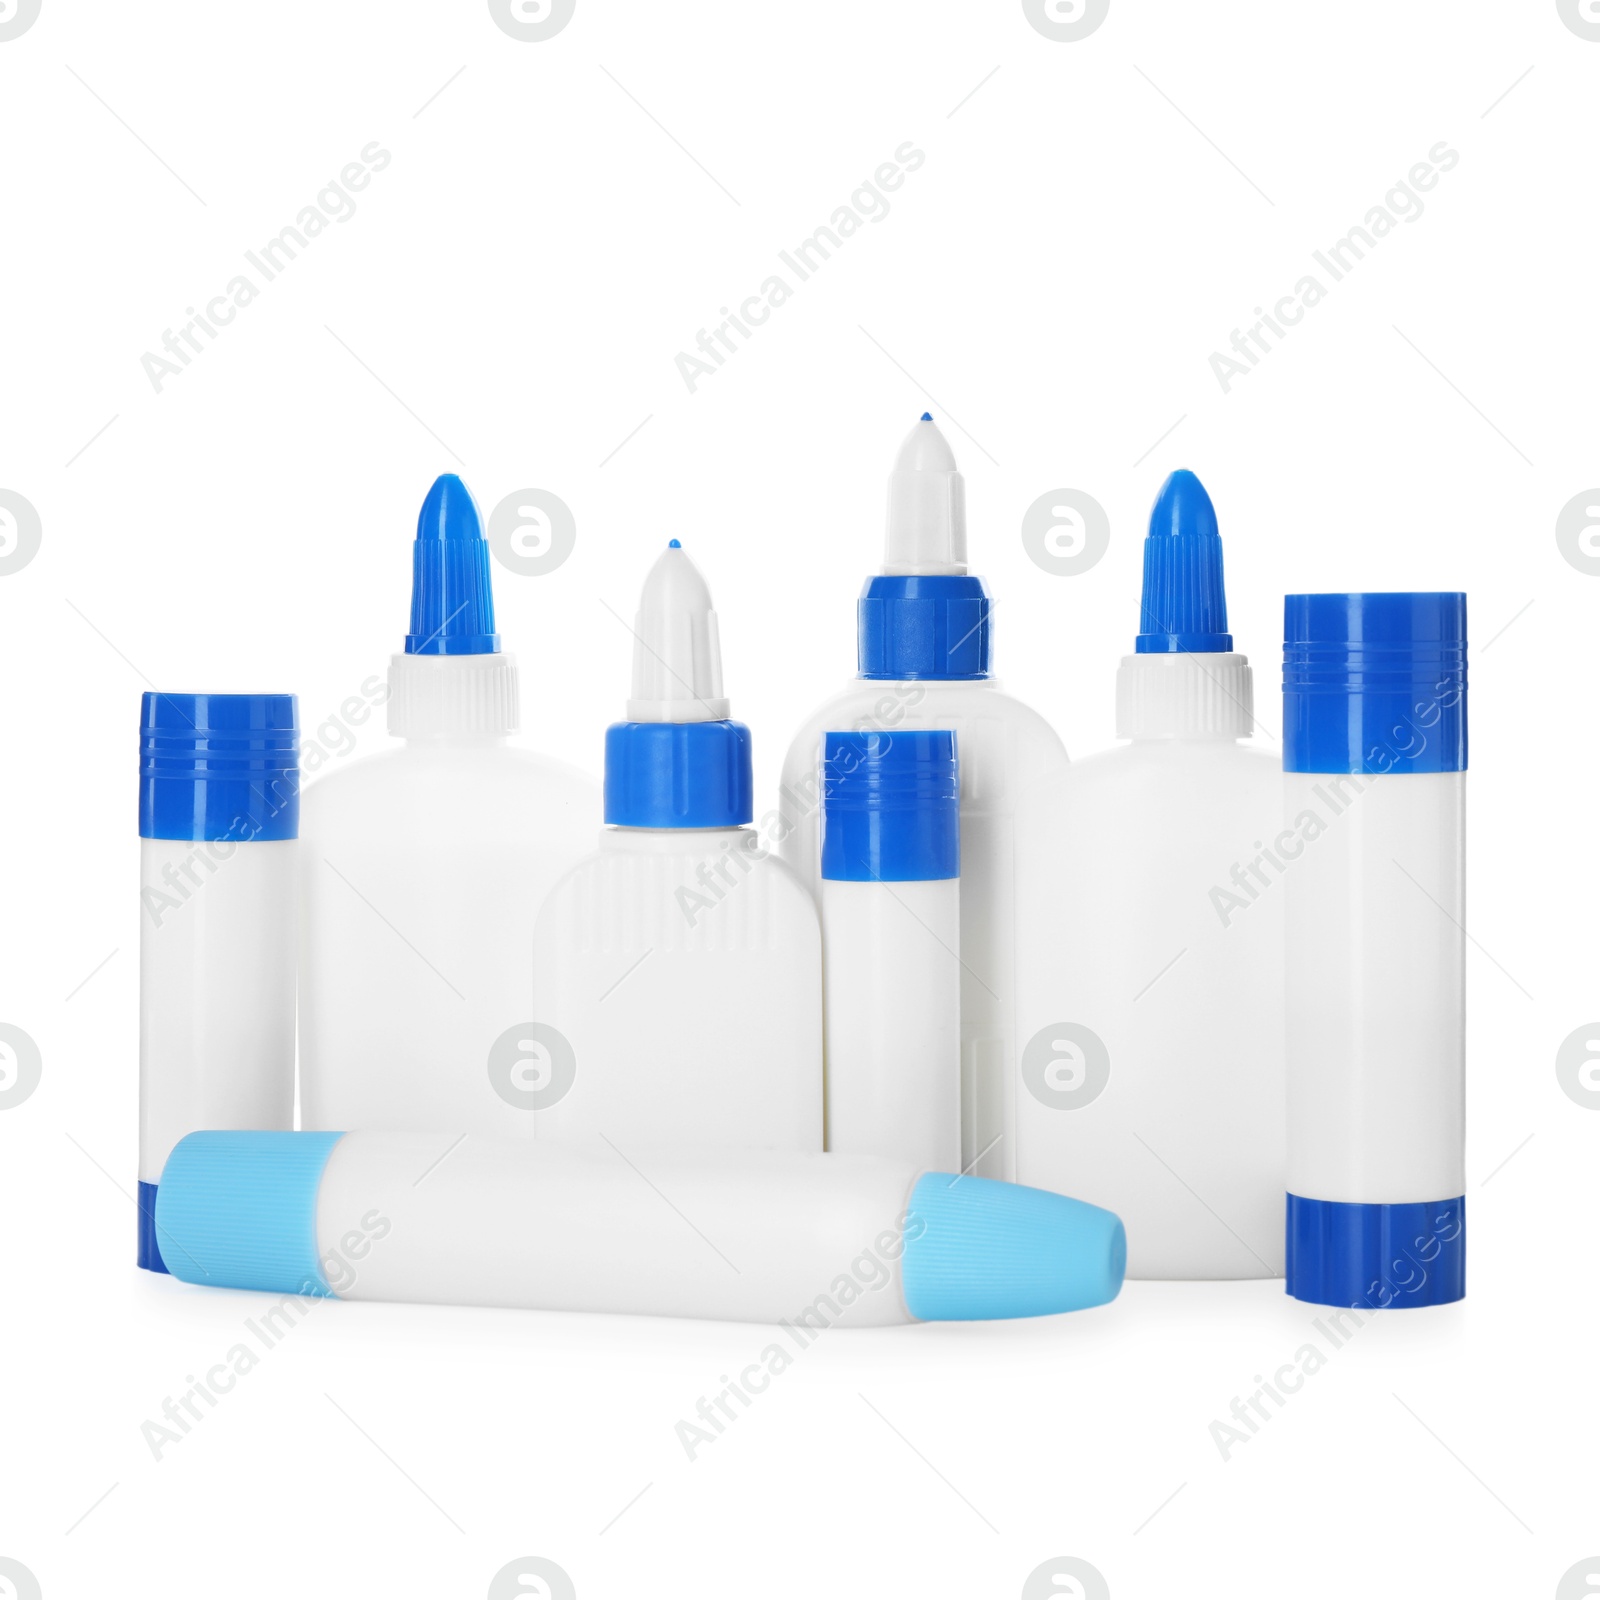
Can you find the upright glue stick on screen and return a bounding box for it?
[821,730,961,1171]
[154,1131,1126,1325]
[138,693,299,1272]
[1282,594,1467,1308]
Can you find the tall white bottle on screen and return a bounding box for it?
[299,475,598,1137]
[1014,470,1284,1278]
[821,729,961,1171]
[778,416,1069,1179]
[532,542,822,1152]
[1283,592,1467,1308]
[138,692,298,1272]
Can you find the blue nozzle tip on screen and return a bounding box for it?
[416,473,480,542]
[405,475,501,655]
[1135,469,1233,654]
[668,539,681,548]
[920,411,933,422]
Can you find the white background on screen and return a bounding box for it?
[2,2,1598,1596]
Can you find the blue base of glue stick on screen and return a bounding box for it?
[1285,1194,1464,1308]
[137,1181,168,1274]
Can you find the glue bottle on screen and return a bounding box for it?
[532,542,823,1151]
[1014,470,1284,1278]
[298,474,598,1138]
[778,416,1070,1179]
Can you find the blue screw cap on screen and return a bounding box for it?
[405,474,501,656]
[1136,469,1234,654]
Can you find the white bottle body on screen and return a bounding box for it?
[139,838,296,1185]
[318,1132,917,1325]
[822,877,960,1171]
[1284,770,1465,1204]
[298,739,598,1136]
[530,827,823,1151]
[780,680,1069,1179]
[1014,739,1285,1278]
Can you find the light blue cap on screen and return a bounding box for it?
[155,1131,346,1295]
[900,1174,1126,1320]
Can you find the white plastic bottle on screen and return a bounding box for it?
[1283,592,1467,1309]
[821,729,960,1171]
[779,415,1069,1179]
[298,475,598,1137]
[1014,470,1284,1279]
[156,1129,1127,1325]
[138,692,299,1272]
[532,541,822,1152]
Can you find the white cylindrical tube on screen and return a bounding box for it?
[820,730,960,1170]
[138,693,299,1272]
[1282,594,1467,1309]
[154,1130,1127,1325]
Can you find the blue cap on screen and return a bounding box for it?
[1136,469,1233,653]
[139,692,300,842]
[405,473,500,655]
[1283,593,1467,774]
[901,1174,1125,1320]
[821,730,958,882]
[604,721,754,828]
[156,1131,346,1295]
[1286,1194,1464,1308]
[858,574,992,679]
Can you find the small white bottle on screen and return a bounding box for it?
[1283,592,1467,1308]
[779,415,1070,1179]
[532,542,822,1152]
[298,475,598,1138]
[821,729,960,1171]
[157,1129,1128,1325]
[138,692,299,1271]
[1014,470,1284,1279]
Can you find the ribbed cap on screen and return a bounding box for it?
[606,542,751,826]
[821,729,959,881]
[155,1131,346,1295]
[900,1174,1125,1320]
[406,474,501,656]
[1115,653,1254,740]
[387,652,520,739]
[1282,592,1467,774]
[139,692,300,841]
[1136,470,1233,654]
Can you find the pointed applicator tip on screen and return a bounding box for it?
[625,542,729,722]
[416,473,484,542]
[405,474,500,655]
[920,411,933,422]
[1135,468,1233,654]
[884,414,966,574]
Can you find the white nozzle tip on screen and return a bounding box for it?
[884,415,967,575]
[625,543,730,723]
